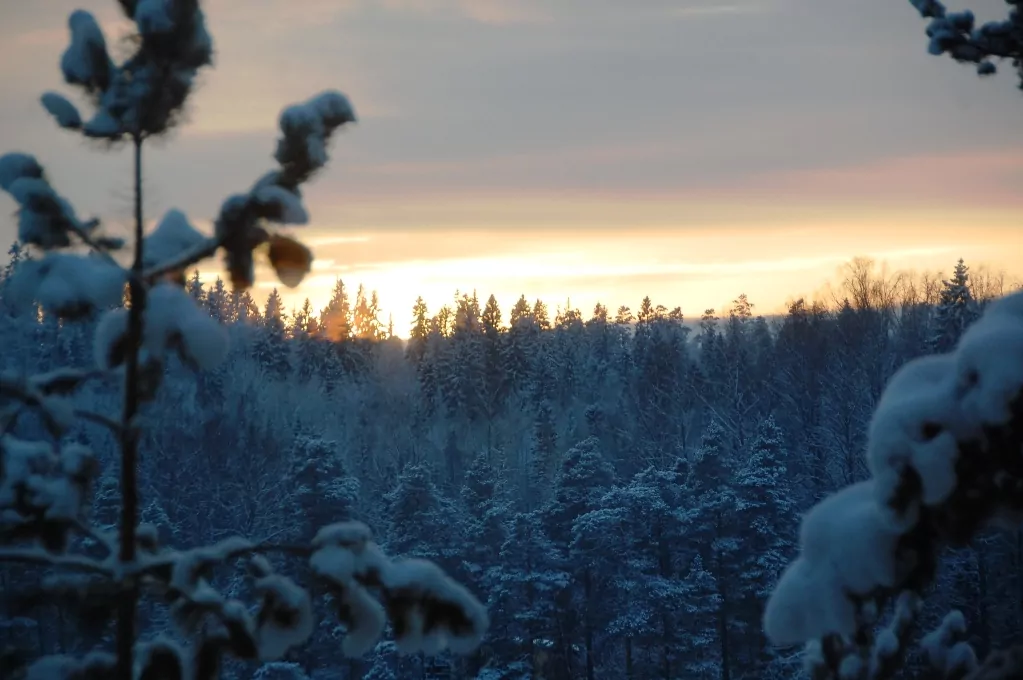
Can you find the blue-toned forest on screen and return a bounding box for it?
[2,244,1019,680]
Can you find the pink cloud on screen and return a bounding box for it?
[715,148,1023,207]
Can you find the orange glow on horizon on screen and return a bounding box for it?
[188,202,1023,337]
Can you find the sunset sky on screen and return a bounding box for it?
[1,0,1021,331]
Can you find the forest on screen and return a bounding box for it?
[1,0,1021,678]
[2,245,1019,680]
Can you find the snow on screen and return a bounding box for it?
[25,652,116,680]
[135,0,176,36]
[910,0,946,18]
[7,253,127,319]
[767,289,1023,648]
[279,103,329,169]
[874,628,899,657]
[82,107,123,139]
[6,176,57,208]
[338,583,387,658]
[866,353,961,531]
[955,313,1023,428]
[310,90,357,128]
[254,662,310,680]
[255,185,309,225]
[254,573,315,660]
[381,557,490,655]
[2,174,89,249]
[0,152,44,191]
[168,536,254,592]
[40,92,82,130]
[274,90,356,175]
[24,368,93,403]
[838,654,863,680]
[762,480,902,646]
[143,283,230,370]
[93,309,129,370]
[0,435,97,548]
[921,610,977,676]
[0,436,56,511]
[309,521,391,656]
[60,10,111,92]
[143,209,208,270]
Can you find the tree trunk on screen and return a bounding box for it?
[116,132,146,680]
[977,543,991,655]
[584,569,595,680]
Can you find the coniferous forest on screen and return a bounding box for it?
[2,243,1021,679]
[2,0,1022,679]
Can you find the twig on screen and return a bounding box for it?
[73,519,117,557]
[142,235,223,282]
[67,219,122,269]
[0,548,113,576]
[75,408,125,436]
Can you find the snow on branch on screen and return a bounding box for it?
[211,90,356,290]
[0,153,108,251]
[93,282,228,373]
[0,4,488,678]
[764,288,1023,678]
[0,435,100,554]
[907,0,1023,87]
[54,1,214,140]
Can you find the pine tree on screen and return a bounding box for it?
[733,415,798,675]
[528,396,559,505]
[256,288,290,377]
[680,555,722,680]
[287,435,360,542]
[532,299,551,332]
[504,295,537,393]
[319,277,352,341]
[204,277,231,323]
[930,258,980,352]
[383,463,462,567]
[542,437,616,680]
[487,511,566,678]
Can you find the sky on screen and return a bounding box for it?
[0,0,1021,331]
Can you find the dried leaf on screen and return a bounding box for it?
[267,234,312,288]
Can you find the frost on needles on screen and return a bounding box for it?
[0,1,488,678]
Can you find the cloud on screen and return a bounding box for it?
[715,148,1023,207]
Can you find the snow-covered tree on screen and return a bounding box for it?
[929,258,981,352]
[0,3,487,679]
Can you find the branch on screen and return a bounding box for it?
[75,408,125,436]
[0,548,112,576]
[142,235,223,283]
[67,219,121,268]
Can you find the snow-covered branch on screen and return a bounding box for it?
[764,288,1023,678]
[212,90,356,291]
[1,5,487,678]
[908,0,1023,88]
[51,1,214,139]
